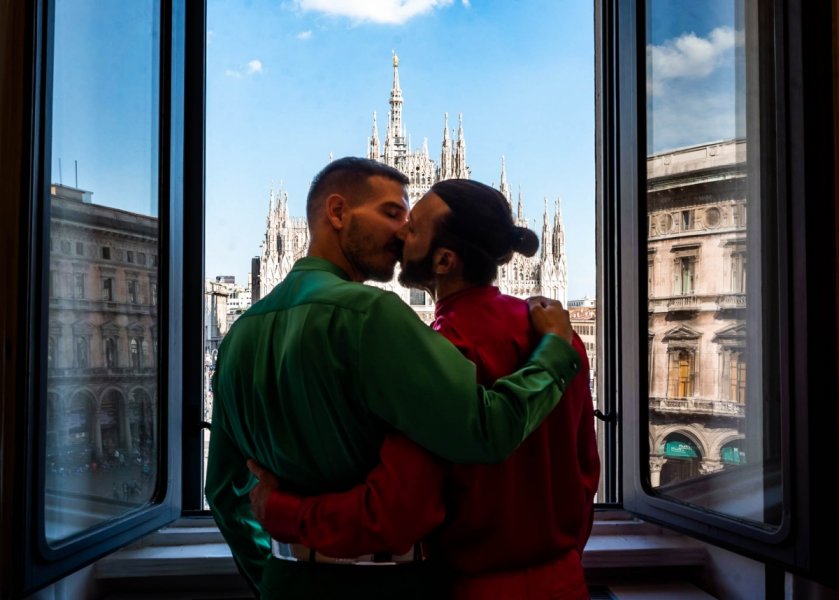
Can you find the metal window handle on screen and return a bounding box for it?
[594,409,616,423]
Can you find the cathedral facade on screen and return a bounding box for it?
[255,54,568,320]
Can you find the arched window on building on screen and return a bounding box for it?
[659,433,702,487]
[721,440,747,467]
[130,388,156,455]
[99,390,123,457]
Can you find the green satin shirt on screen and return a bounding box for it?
[205,256,580,590]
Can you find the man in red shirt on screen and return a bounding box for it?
[248,179,600,599]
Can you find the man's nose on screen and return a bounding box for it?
[395,222,409,241]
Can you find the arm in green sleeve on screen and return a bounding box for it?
[359,293,580,464]
[204,392,270,592]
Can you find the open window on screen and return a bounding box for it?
[6,0,206,594]
[605,0,839,587]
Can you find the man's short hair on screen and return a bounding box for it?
[430,179,539,286]
[306,157,409,222]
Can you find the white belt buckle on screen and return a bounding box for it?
[270,539,421,565]
[271,539,297,561]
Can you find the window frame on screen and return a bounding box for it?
[608,0,839,587]
[7,0,205,595]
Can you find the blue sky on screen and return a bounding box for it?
[49,0,743,301]
[647,0,744,153]
[204,0,599,298]
[51,1,159,216]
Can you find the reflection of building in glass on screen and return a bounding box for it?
[253,54,569,318]
[646,139,748,487]
[46,184,158,467]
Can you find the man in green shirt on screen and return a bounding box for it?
[205,157,580,598]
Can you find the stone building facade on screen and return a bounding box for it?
[46,184,159,469]
[646,139,748,487]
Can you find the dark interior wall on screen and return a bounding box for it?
[0,0,28,597]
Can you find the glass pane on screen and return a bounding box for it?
[646,0,779,525]
[45,0,161,543]
[204,2,599,504]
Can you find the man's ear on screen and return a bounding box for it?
[325,194,348,230]
[434,247,459,275]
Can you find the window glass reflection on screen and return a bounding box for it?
[645,0,779,525]
[45,0,160,543]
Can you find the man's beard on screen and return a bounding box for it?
[344,217,399,282]
[398,249,435,291]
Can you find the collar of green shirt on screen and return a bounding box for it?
[292,256,351,280]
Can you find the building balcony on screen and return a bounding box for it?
[649,396,746,417]
[47,366,157,380]
[666,294,700,310]
[648,294,705,313]
[716,293,746,309]
[49,297,157,316]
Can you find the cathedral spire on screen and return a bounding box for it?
[440,112,452,180]
[541,197,553,262]
[389,51,404,142]
[553,197,564,263]
[281,190,290,222]
[454,112,468,178]
[368,111,380,160]
[391,51,401,94]
[499,156,510,202]
[517,186,524,222]
[442,112,450,143]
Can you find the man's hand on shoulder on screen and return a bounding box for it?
[527,296,573,343]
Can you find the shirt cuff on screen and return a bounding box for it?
[261,490,304,543]
[530,333,581,393]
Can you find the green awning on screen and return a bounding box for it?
[664,439,699,458]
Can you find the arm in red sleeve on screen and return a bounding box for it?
[260,432,447,558]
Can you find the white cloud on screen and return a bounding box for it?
[647,26,743,96]
[294,0,454,25]
[297,30,313,40]
[225,60,263,78]
[207,30,216,44]
[461,0,470,6]
[648,87,743,153]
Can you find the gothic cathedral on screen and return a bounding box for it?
[256,53,568,321]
